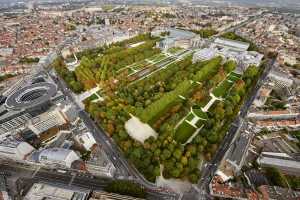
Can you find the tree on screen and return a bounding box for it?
[223,60,236,73]
[173,148,183,160]
[244,65,259,79]
[188,170,200,183]
[264,167,288,188]
[161,149,172,160]
[181,156,188,166]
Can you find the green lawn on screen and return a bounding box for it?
[213,80,233,97]
[174,120,196,143]
[212,72,241,98]
[186,113,195,121]
[174,108,207,144]
[192,106,208,120]
[148,54,167,63]
[168,47,183,54]
[127,68,135,75]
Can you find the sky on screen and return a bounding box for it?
[1,0,300,9]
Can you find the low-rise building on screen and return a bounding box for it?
[253,87,272,107]
[36,148,81,168]
[212,37,250,52]
[257,152,300,176]
[24,183,89,200]
[85,146,116,178]
[75,131,96,151]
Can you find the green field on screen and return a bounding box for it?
[147,53,167,63]
[174,121,197,143]
[168,47,183,54]
[192,107,208,119]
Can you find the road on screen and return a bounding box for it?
[51,72,180,200]
[0,161,177,200]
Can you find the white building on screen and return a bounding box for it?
[0,48,13,57]
[75,131,96,151]
[212,38,250,52]
[38,148,80,168]
[0,138,35,160]
[193,38,264,71]
[24,183,89,200]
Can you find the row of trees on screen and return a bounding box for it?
[123,57,222,124]
[138,80,194,125]
[0,73,16,83]
[73,36,160,90]
[19,57,39,64]
[104,180,146,198]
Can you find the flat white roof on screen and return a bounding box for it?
[24,183,88,200]
[214,38,250,51]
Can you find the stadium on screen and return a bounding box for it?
[5,82,57,111]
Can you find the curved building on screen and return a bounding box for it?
[5,82,57,111]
